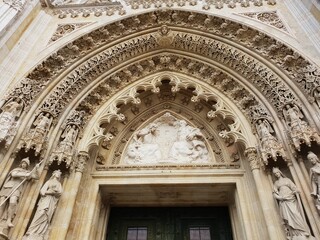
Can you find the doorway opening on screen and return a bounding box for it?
[106,207,233,240]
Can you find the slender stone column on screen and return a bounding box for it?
[245,147,284,240]
[50,151,89,240]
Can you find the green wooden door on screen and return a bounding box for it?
[106,207,233,240]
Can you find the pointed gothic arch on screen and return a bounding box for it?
[0,8,319,240]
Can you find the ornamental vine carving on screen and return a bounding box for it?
[3,10,320,129]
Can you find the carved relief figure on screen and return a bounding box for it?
[125,123,161,164]
[272,168,312,239]
[255,119,285,163]
[283,104,320,150]
[308,151,320,213]
[313,86,320,109]
[168,120,208,163]
[23,170,63,240]
[0,97,23,145]
[124,113,210,165]
[0,158,39,230]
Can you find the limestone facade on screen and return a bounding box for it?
[0,0,320,239]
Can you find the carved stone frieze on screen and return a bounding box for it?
[49,23,91,44]
[3,0,27,11]
[4,10,320,133]
[238,11,289,33]
[203,0,276,9]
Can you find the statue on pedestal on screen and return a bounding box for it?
[272,167,313,239]
[0,158,39,237]
[308,151,320,214]
[0,97,23,146]
[283,104,320,151]
[19,112,53,155]
[23,170,63,240]
[255,118,286,164]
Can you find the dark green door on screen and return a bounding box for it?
[106,207,233,240]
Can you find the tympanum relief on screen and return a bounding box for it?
[123,113,210,165]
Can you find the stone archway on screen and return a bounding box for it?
[0,9,319,240]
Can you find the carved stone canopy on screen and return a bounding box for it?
[122,112,212,165]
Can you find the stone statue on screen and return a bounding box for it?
[307,151,320,213]
[313,86,320,109]
[0,158,39,231]
[49,124,79,167]
[20,112,53,155]
[255,119,285,163]
[283,104,320,150]
[23,170,63,240]
[272,167,312,239]
[59,124,78,151]
[0,98,23,145]
[33,113,52,140]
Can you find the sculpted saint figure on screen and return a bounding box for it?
[313,86,320,109]
[125,123,161,164]
[0,158,39,229]
[283,104,319,150]
[283,104,306,129]
[308,152,320,212]
[23,170,63,240]
[255,119,285,162]
[256,119,278,147]
[0,98,23,143]
[169,120,208,163]
[58,124,78,152]
[273,168,312,239]
[33,113,52,140]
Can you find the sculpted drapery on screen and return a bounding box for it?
[23,170,63,240]
[272,168,312,239]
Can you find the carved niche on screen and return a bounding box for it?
[122,112,211,165]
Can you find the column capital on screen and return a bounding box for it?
[245,147,260,171]
[75,151,89,173]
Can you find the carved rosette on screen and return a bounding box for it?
[245,147,260,171]
[75,152,89,173]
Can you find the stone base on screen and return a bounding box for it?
[22,234,44,240]
[0,222,8,240]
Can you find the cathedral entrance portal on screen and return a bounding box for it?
[106,207,233,240]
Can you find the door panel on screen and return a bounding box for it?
[106,207,233,240]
